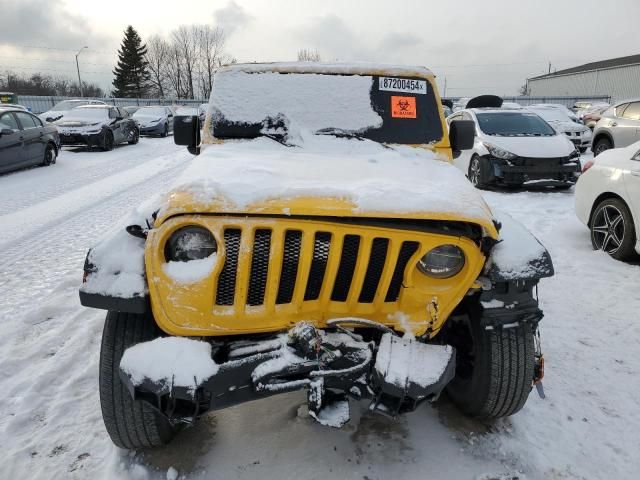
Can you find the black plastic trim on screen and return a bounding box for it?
[79,290,148,313]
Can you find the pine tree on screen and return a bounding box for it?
[112,26,149,98]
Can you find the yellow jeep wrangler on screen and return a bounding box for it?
[80,63,553,449]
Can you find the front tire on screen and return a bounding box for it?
[99,311,180,449]
[103,131,114,151]
[593,137,612,156]
[445,314,535,419]
[590,198,637,261]
[468,155,489,189]
[160,124,168,138]
[42,143,56,166]
[128,127,139,145]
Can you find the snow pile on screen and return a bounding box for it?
[164,134,494,224]
[308,399,351,428]
[211,70,383,133]
[80,196,162,298]
[491,212,549,280]
[120,337,219,389]
[162,255,217,283]
[374,333,453,389]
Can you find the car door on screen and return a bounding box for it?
[0,112,24,172]
[612,102,640,148]
[108,108,123,143]
[14,111,46,164]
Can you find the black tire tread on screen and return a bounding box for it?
[447,318,535,419]
[99,311,178,449]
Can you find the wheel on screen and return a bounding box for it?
[468,155,489,189]
[128,127,140,144]
[99,311,180,449]
[444,313,535,419]
[103,131,114,151]
[160,124,168,138]
[42,143,56,166]
[593,137,612,156]
[590,198,638,261]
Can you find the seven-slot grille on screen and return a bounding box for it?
[214,227,419,308]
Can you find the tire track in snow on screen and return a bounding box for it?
[0,160,188,320]
[0,149,190,251]
[0,139,178,217]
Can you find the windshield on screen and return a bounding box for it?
[134,107,165,117]
[61,108,108,121]
[209,70,443,145]
[528,108,570,123]
[476,111,556,136]
[51,100,90,111]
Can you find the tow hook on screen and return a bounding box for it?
[534,354,545,399]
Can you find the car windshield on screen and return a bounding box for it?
[476,111,556,136]
[209,70,443,145]
[134,107,165,117]
[528,108,570,123]
[62,108,109,121]
[51,100,90,111]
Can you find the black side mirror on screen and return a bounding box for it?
[0,128,14,136]
[174,115,201,155]
[449,120,475,155]
[45,117,54,123]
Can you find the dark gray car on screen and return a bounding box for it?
[0,106,60,174]
[132,106,174,137]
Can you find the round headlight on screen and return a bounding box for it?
[417,245,465,278]
[165,226,217,262]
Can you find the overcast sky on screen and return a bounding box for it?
[1,0,639,97]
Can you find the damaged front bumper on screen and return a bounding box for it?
[484,154,581,186]
[119,320,455,427]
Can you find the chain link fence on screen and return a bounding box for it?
[15,96,206,114]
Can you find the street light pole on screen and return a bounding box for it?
[75,46,88,97]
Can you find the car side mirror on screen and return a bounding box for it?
[168,113,173,118]
[45,117,54,123]
[174,115,201,155]
[449,120,475,156]
[0,128,14,137]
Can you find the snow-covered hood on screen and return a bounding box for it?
[157,135,499,237]
[133,114,165,125]
[480,134,575,158]
[56,119,106,128]
[545,120,588,134]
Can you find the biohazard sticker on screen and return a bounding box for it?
[391,96,416,118]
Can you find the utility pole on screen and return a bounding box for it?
[75,46,88,97]
[443,76,447,98]
[548,61,551,74]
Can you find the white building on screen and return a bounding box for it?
[527,54,640,103]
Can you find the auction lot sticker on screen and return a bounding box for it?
[379,77,427,94]
[391,96,416,118]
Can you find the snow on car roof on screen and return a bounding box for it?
[217,62,434,78]
[74,104,112,109]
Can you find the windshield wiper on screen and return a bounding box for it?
[315,127,365,140]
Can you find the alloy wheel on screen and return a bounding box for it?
[469,157,481,186]
[592,204,625,254]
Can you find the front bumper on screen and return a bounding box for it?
[139,123,165,135]
[484,155,581,185]
[119,321,456,426]
[59,131,103,147]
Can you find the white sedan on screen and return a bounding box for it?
[575,141,640,260]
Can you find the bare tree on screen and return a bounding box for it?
[171,26,198,99]
[145,35,170,98]
[518,82,530,96]
[297,49,321,62]
[196,25,226,99]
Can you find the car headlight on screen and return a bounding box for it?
[417,245,465,279]
[568,148,580,159]
[482,142,517,160]
[165,226,217,262]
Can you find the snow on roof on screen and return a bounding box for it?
[529,53,640,79]
[217,62,434,78]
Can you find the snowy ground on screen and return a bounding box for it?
[0,141,638,480]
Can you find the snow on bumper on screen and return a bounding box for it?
[117,323,456,425]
